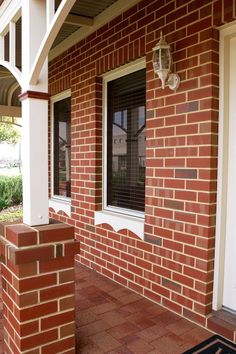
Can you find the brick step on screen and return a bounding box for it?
[207,309,236,342]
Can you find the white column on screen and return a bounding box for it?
[21,0,49,225]
[20,93,49,225]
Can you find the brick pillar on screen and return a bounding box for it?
[0,221,79,353]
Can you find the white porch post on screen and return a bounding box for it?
[20,0,49,226]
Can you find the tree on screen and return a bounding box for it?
[0,117,21,145]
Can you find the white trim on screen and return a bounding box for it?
[50,89,71,204]
[217,19,236,31]
[9,21,16,66]
[0,35,4,60]
[46,0,55,29]
[213,23,236,310]
[102,57,146,82]
[0,0,21,35]
[97,58,146,239]
[49,0,141,61]
[51,89,71,104]
[95,210,144,240]
[49,198,71,217]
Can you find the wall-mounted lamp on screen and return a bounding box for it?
[152,32,180,90]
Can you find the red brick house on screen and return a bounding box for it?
[1,0,236,352]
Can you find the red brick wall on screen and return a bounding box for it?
[49,0,235,327]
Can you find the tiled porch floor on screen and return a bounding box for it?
[0,263,213,353]
[75,263,212,353]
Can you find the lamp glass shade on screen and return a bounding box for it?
[152,33,180,90]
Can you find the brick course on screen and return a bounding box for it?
[48,0,233,331]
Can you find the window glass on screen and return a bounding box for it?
[107,69,146,212]
[53,96,71,198]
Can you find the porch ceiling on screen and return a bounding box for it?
[53,0,117,47]
[0,74,20,106]
[0,0,120,111]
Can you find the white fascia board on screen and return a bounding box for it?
[0,0,21,35]
[49,0,141,61]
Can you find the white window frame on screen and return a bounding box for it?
[213,21,236,311]
[49,89,71,216]
[95,58,146,239]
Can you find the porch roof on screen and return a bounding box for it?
[0,0,138,116]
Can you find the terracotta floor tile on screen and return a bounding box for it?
[180,326,212,345]
[107,322,140,340]
[78,285,100,295]
[76,295,94,311]
[117,299,152,317]
[93,301,119,315]
[152,310,181,327]
[166,318,196,336]
[137,323,169,342]
[144,304,168,317]
[79,319,111,336]
[87,294,108,305]
[119,293,142,305]
[99,310,127,327]
[76,309,98,326]
[77,342,102,354]
[150,333,186,353]
[121,335,155,354]
[127,312,156,330]
[89,331,121,351]
[102,292,122,305]
[109,288,132,299]
[106,346,134,354]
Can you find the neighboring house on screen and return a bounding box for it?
[1,0,236,352]
[0,141,20,164]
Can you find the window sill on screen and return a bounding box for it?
[49,198,71,217]
[94,210,144,240]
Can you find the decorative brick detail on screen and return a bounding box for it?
[0,221,78,353]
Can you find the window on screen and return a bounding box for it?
[51,92,71,199]
[106,68,146,214]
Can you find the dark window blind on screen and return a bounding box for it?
[107,69,146,212]
[53,97,71,198]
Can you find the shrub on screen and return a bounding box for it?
[0,175,22,209]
